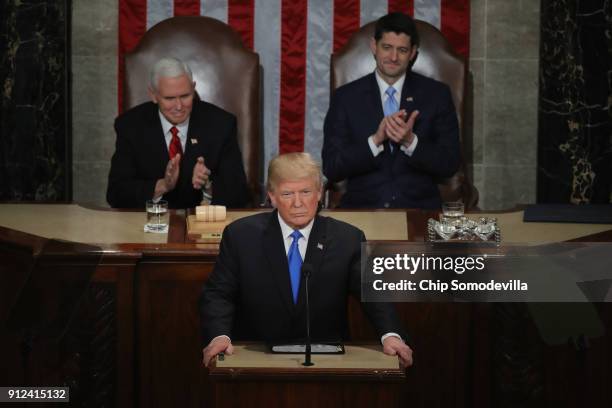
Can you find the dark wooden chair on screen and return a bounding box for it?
[328,20,478,209]
[124,16,261,204]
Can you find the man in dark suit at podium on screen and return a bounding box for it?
[199,152,413,367]
[322,12,460,209]
[107,57,249,209]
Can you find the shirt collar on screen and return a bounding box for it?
[277,212,315,243]
[158,110,190,139]
[374,70,406,101]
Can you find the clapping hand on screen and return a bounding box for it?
[192,156,212,190]
[385,109,419,147]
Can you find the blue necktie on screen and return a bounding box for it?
[287,230,303,303]
[383,87,398,152]
[383,86,398,116]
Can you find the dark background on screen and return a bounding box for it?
[0,0,71,201]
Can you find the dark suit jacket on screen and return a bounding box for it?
[199,210,406,345]
[107,100,250,209]
[323,71,461,209]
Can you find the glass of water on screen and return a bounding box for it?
[441,201,465,224]
[145,200,169,233]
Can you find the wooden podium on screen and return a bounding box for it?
[206,343,407,407]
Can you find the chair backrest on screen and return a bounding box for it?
[331,20,477,207]
[124,16,261,202]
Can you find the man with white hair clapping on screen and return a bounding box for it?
[107,57,249,209]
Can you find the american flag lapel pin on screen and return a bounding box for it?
[317,243,324,250]
[190,138,198,144]
[406,96,414,102]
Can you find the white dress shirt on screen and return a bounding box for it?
[159,111,189,152]
[277,213,313,260]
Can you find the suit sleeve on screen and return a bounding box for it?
[402,84,461,178]
[322,92,384,182]
[199,225,240,345]
[210,116,251,208]
[106,118,157,208]
[348,230,409,343]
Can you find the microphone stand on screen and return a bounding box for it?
[302,264,314,366]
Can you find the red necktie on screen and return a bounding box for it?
[169,126,183,159]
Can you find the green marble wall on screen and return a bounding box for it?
[0,0,71,201]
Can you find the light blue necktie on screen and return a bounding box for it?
[383,86,398,152]
[287,230,303,303]
[383,86,398,116]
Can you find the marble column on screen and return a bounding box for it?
[468,0,540,210]
[0,0,70,201]
[71,0,117,206]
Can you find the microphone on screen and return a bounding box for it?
[301,264,314,366]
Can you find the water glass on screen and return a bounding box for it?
[145,200,169,233]
[441,201,465,224]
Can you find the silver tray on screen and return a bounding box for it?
[427,217,501,245]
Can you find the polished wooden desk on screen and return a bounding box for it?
[1,204,611,407]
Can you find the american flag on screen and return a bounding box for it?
[119,0,469,172]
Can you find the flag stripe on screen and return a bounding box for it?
[201,0,228,22]
[254,0,281,180]
[304,0,333,162]
[388,0,413,15]
[360,0,387,27]
[333,0,361,53]
[441,0,470,58]
[414,0,440,29]
[174,0,200,16]
[279,0,308,154]
[147,0,173,29]
[228,0,255,50]
[118,0,147,112]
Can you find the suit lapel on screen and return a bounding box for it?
[399,72,417,117]
[263,211,296,316]
[394,72,419,168]
[295,215,327,310]
[177,102,207,195]
[366,72,385,123]
[303,215,326,279]
[184,103,203,164]
[147,105,170,175]
[183,102,215,178]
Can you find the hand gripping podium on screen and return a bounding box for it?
[206,343,407,407]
